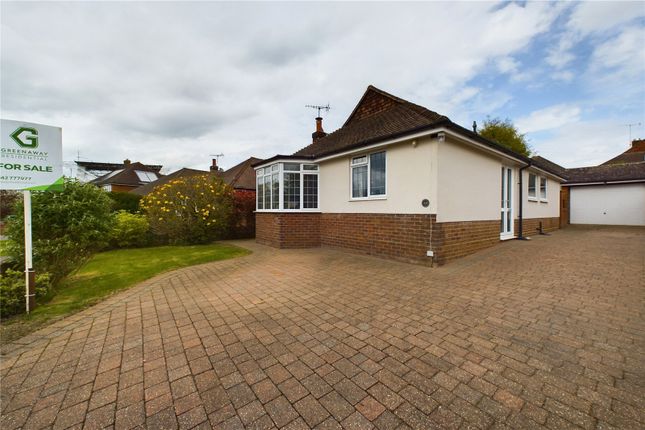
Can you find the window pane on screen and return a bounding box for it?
[352,156,367,165]
[257,177,264,209]
[283,163,300,171]
[303,164,318,170]
[272,174,279,209]
[370,152,386,195]
[540,177,547,199]
[528,174,536,197]
[303,174,318,209]
[283,172,300,209]
[256,168,263,176]
[352,165,368,198]
[264,176,271,208]
[271,164,279,172]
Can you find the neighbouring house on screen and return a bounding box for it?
[560,140,645,226]
[253,85,566,265]
[75,160,162,183]
[91,159,163,192]
[131,167,208,196]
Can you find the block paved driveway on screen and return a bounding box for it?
[1,226,644,430]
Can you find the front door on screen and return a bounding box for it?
[501,166,514,239]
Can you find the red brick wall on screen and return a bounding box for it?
[257,212,560,266]
[256,212,321,248]
[516,217,560,237]
[431,220,500,265]
[320,213,434,264]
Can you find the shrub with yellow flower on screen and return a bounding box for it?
[141,174,234,244]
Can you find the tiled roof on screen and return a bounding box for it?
[219,157,263,190]
[294,86,449,158]
[602,139,645,165]
[565,162,645,184]
[76,161,162,173]
[531,156,568,178]
[291,86,566,180]
[91,162,163,188]
[131,168,208,196]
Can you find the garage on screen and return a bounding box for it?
[564,163,645,226]
[570,183,645,226]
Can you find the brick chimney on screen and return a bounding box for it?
[312,117,327,142]
[629,139,645,152]
[123,159,131,166]
[210,158,218,172]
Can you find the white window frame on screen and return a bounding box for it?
[527,172,549,203]
[255,162,319,212]
[539,176,548,202]
[350,151,387,201]
[528,173,538,201]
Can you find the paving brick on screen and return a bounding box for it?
[1,230,643,430]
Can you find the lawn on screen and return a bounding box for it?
[0,243,250,344]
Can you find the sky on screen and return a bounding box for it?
[1,1,644,173]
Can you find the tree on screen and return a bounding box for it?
[479,117,532,156]
[5,180,114,283]
[140,174,234,244]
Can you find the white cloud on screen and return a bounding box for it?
[567,2,645,36]
[533,119,635,168]
[0,2,563,172]
[517,104,582,134]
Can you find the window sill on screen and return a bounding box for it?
[528,197,539,202]
[350,195,387,202]
[539,199,549,203]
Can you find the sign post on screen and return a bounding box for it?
[1,119,63,313]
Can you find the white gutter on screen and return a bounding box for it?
[254,158,314,170]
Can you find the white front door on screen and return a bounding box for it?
[501,166,514,239]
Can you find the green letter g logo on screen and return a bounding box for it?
[11,127,39,149]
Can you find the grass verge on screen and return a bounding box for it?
[1,243,250,345]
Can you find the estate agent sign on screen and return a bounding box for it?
[1,119,63,191]
[1,119,63,313]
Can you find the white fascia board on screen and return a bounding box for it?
[254,158,314,170]
[564,179,645,186]
[314,128,443,163]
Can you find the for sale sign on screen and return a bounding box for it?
[1,119,63,191]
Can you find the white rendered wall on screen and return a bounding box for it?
[519,170,561,219]
[436,138,503,222]
[570,184,645,226]
[319,137,436,214]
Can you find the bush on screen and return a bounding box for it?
[141,174,234,244]
[0,190,20,220]
[108,192,141,213]
[109,211,150,248]
[4,180,114,283]
[0,269,52,317]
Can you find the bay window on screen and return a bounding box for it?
[351,151,386,199]
[256,162,319,211]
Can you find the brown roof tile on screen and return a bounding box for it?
[219,157,263,190]
[565,162,645,184]
[91,162,163,188]
[294,86,448,158]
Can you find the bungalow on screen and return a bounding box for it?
[253,86,566,265]
[91,159,162,192]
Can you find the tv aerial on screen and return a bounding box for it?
[305,104,331,117]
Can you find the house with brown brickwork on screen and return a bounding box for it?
[253,86,566,265]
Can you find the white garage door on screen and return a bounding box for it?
[570,183,645,226]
